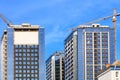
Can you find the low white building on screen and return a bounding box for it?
[98,60,120,80]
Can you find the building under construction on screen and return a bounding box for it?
[64,24,115,80]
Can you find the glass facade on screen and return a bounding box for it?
[55,58,64,80]
[39,28,45,80]
[7,28,14,80]
[1,24,45,80]
[77,27,115,80]
[65,25,115,80]
[14,45,39,80]
[85,32,109,80]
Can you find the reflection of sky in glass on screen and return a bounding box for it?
[78,27,115,80]
[7,28,14,79]
[39,28,45,80]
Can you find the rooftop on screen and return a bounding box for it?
[46,51,64,63]
[77,24,109,28]
[112,60,120,66]
[9,23,41,29]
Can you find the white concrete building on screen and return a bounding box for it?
[98,60,120,80]
[46,51,65,80]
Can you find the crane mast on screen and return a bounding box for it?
[112,9,117,61]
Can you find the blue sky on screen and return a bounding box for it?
[0,0,120,60]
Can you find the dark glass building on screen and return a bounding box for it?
[46,51,64,80]
[0,23,45,80]
[64,24,115,80]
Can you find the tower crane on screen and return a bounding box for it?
[0,13,11,27]
[72,9,120,61]
[79,10,120,25]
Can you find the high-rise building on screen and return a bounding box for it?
[0,23,45,80]
[46,51,64,80]
[64,24,115,80]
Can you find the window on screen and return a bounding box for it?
[23,53,26,56]
[27,53,30,56]
[27,66,30,68]
[35,53,38,56]
[23,49,26,52]
[23,62,26,64]
[35,70,38,73]
[16,58,18,60]
[31,70,34,73]
[27,62,30,64]
[16,62,18,64]
[116,72,119,77]
[14,45,39,79]
[19,74,22,77]
[27,49,30,52]
[16,53,18,56]
[19,62,22,64]
[16,66,18,68]
[31,74,34,77]
[23,66,26,69]
[15,45,19,48]
[35,66,38,68]
[35,62,38,64]
[23,45,26,48]
[19,49,22,52]
[31,66,34,68]
[27,58,30,60]
[23,57,26,60]
[23,70,26,73]
[27,70,30,73]
[27,74,30,77]
[15,70,18,73]
[23,74,26,77]
[35,57,38,60]
[19,58,22,60]
[19,53,22,56]
[31,53,34,56]
[31,49,34,52]
[35,49,38,52]
[31,58,34,60]
[31,62,34,64]
[16,74,18,77]
[35,74,38,77]
[19,66,22,68]
[15,49,18,52]
[116,78,119,80]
